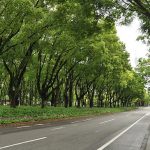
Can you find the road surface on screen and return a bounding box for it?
[0,107,150,150]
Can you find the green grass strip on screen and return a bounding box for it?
[0,106,136,124]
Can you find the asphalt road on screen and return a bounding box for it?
[0,107,150,150]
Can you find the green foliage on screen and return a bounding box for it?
[0,0,146,109]
[117,0,150,43]
[0,106,136,124]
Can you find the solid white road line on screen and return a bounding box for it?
[97,113,148,150]
[99,119,115,125]
[17,126,30,129]
[0,137,47,150]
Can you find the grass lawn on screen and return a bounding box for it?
[0,106,136,125]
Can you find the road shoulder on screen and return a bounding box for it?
[146,125,150,150]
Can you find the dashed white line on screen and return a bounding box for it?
[96,119,115,133]
[71,118,92,124]
[83,118,92,121]
[71,121,80,124]
[97,113,148,150]
[35,124,44,126]
[17,126,30,129]
[51,126,65,131]
[0,137,47,149]
[99,119,114,125]
[146,113,150,116]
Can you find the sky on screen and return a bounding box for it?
[116,18,149,68]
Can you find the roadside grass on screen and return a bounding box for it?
[0,106,136,125]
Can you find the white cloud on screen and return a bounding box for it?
[116,18,148,68]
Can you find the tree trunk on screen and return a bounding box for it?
[8,78,20,108]
[51,88,55,106]
[40,91,47,108]
[69,72,73,107]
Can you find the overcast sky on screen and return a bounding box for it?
[116,18,148,68]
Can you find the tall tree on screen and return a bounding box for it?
[118,0,150,42]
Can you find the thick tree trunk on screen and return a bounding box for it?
[51,88,55,106]
[77,98,81,108]
[29,82,34,106]
[64,92,69,108]
[41,99,45,108]
[8,78,20,108]
[89,98,93,108]
[68,73,73,107]
[40,91,47,108]
[9,88,19,108]
[69,87,73,107]
[34,83,38,105]
[3,43,35,108]
[54,87,60,107]
[64,73,70,108]
[51,87,59,107]
[97,92,104,107]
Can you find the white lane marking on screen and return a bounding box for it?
[17,126,30,129]
[71,118,92,124]
[83,118,92,121]
[71,121,80,124]
[146,113,150,116]
[97,113,148,150]
[35,124,44,126]
[51,126,65,131]
[99,119,114,125]
[96,119,115,133]
[0,137,47,150]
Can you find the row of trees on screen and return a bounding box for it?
[0,0,148,108]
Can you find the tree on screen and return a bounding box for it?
[1,0,65,107]
[136,57,150,91]
[0,0,146,109]
[118,0,150,42]
[0,0,50,55]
